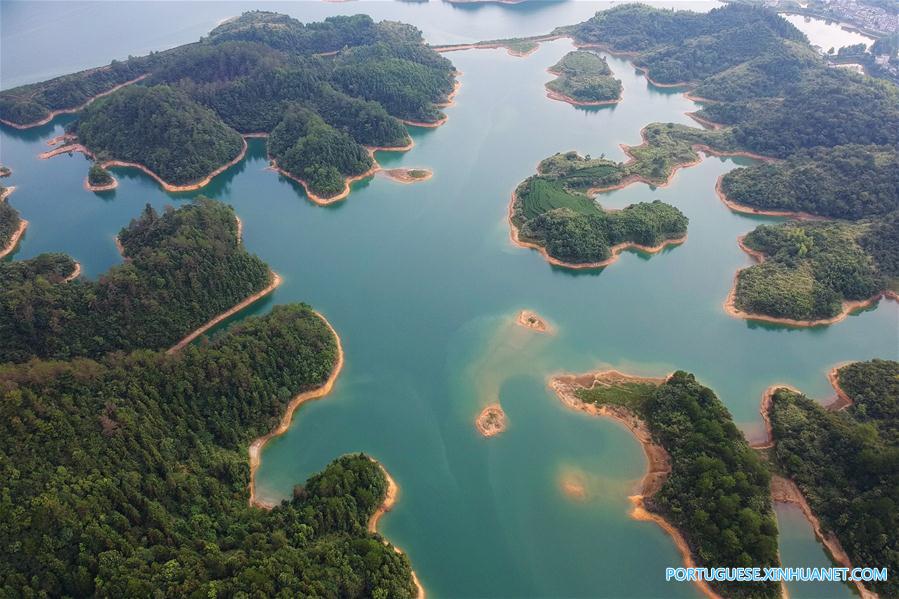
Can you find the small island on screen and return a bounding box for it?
[85,163,117,191]
[475,403,507,437]
[764,360,898,598]
[551,369,780,599]
[515,309,551,333]
[726,216,898,326]
[510,148,689,268]
[7,12,459,201]
[545,50,623,106]
[381,168,433,184]
[0,165,11,177]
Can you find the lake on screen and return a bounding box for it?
[1,2,895,597]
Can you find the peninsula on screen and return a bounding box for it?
[0,186,27,260]
[0,305,419,597]
[0,199,273,362]
[3,12,458,200]
[726,217,898,326]
[551,370,779,599]
[764,360,898,598]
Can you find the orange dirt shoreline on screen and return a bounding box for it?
[714,175,824,220]
[508,191,687,270]
[1,187,28,260]
[247,310,344,509]
[64,261,82,282]
[366,463,427,599]
[166,271,282,354]
[756,378,879,599]
[549,370,721,599]
[723,235,896,327]
[40,137,249,193]
[0,74,149,130]
[545,87,621,107]
[84,176,118,192]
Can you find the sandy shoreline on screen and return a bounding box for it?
[41,137,248,193]
[64,261,82,282]
[271,137,418,205]
[757,380,879,599]
[770,475,877,599]
[0,74,149,130]
[367,462,427,599]
[825,365,854,410]
[545,87,621,107]
[166,271,282,354]
[549,370,721,599]
[723,234,894,327]
[247,309,344,508]
[509,191,687,270]
[433,35,563,57]
[1,187,28,260]
[475,403,507,437]
[84,176,118,192]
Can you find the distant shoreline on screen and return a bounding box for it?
[0,74,149,130]
[40,136,248,193]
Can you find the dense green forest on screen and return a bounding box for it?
[75,85,244,186]
[557,4,899,160]
[0,12,456,197]
[770,360,899,597]
[513,170,687,265]
[546,51,622,103]
[268,105,374,197]
[87,164,115,187]
[0,58,151,125]
[0,199,272,362]
[576,372,779,599]
[0,193,22,252]
[0,304,418,597]
[720,145,899,219]
[734,220,890,321]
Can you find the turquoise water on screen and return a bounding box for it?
[2,3,896,597]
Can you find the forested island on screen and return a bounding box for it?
[545,50,622,105]
[510,144,689,267]
[552,370,779,599]
[0,304,418,597]
[0,199,274,362]
[728,218,898,324]
[767,360,899,598]
[3,12,457,199]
